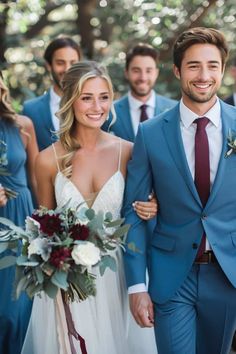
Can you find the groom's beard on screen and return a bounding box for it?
[51,70,63,91]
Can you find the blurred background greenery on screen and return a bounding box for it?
[0,0,236,111]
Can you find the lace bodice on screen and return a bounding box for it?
[54,171,125,220]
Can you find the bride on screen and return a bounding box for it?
[21,61,157,354]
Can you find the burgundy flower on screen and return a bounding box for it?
[32,213,63,236]
[69,224,89,241]
[49,247,71,269]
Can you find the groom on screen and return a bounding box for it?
[123,27,236,354]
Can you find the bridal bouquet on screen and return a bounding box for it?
[0,202,129,302]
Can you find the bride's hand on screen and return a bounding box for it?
[133,193,158,220]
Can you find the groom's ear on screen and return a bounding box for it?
[173,64,180,80]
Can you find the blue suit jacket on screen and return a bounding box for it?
[103,93,177,142]
[224,94,235,106]
[123,100,236,304]
[22,91,57,151]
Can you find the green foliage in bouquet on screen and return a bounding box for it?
[0,201,129,302]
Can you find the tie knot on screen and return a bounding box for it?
[140,104,147,112]
[194,117,209,130]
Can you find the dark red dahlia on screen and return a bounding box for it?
[69,224,89,240]
[32,213,63,236]
[49,248,71,268]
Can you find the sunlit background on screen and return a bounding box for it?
[0,0,235,110]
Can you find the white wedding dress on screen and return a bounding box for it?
[21,142,157,354]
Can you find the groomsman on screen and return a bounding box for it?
[23,37,81,151]
[124,27,236,354]
[105,43,177,142]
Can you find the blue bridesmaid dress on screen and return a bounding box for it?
[0,119,33,354]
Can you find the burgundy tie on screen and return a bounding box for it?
[140,104,148,122]
[194,117,210,258]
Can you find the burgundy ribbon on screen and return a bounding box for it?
[62,292,88,354]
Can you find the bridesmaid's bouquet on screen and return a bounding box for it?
[0,139,18,199]
[0,202,129,302]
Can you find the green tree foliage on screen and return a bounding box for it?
[0,0,235,110]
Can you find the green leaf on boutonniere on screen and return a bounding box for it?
[225,129,236,158]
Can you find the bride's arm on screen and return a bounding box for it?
[35,147,57,209]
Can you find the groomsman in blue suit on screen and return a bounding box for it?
[105,43,177,142]
[22,37,81,151]
[124,27,236,354]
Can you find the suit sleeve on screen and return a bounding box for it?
[123,124,153,287]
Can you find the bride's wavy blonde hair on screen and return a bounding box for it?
[57,61,116,177]
[0,72,18,124]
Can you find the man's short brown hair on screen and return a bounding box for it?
[173,27,229,71]
[126,43,159,70]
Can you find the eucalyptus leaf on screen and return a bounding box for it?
[26,282,42,299]
[112,224,130,238]
[15,275,30,299]
[85,208,95,220]
[0,255,16,269]
[16,255,39,267]
[104,212,113,221]
[44,281,59,299]
[105,218,125,228]
[51,270,69,290]
[35,266,44,284]
[99,255,117,276]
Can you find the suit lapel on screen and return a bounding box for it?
[42,91,55,132]
[206,101,236,209]
[119,97,135,141]
[162,105,201,205]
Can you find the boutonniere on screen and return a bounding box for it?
[225,129,236,158]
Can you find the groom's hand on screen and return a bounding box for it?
[129,292,154,327]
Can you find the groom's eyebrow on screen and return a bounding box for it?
[186,60,220,65]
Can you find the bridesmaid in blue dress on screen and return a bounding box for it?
[0,72,38,354]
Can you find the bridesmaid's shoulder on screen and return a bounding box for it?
[16,114,34,133]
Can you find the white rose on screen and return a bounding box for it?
[28,238,51,261]
[71,242,101,267]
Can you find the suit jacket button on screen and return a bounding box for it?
[192,243,198,249]
[201,214,207,219]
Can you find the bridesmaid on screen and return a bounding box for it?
[0,71,38,354]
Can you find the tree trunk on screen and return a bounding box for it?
[76,0,97,59]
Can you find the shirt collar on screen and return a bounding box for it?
[180,98,221,128]
[128,90,156,110]
[50,87,61,106]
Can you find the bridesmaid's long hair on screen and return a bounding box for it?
[0,72,18,124]
[57,61,116,177]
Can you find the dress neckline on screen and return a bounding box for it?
[55,171,124,209]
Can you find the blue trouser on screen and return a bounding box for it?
[154,263,236,354]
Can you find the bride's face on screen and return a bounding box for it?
[73,77,111,129]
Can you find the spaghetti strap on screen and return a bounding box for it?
[52,143,60,172]
[118,138,122,171]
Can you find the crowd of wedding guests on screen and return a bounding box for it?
[1,27,236,354]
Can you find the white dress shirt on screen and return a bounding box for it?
[49,87,61,131]
[128,90,156,135]
[129,98,223,294]
[233,93,236,106]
